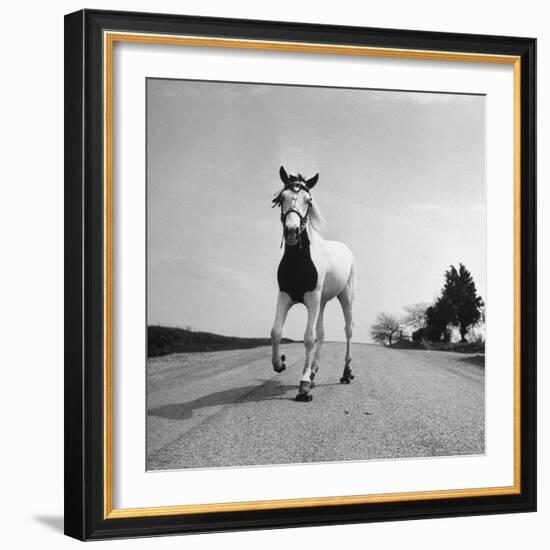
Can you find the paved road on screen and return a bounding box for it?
[147,343,485,470]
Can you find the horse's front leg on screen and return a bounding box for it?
[271,292,293,373]
[296,292,321,401]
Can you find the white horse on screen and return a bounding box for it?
[270,166,356,402]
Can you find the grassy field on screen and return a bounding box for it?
[147,326,294,357]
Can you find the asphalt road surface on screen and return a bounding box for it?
[147,343,485,470]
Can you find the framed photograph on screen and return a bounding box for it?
[64,9,536,540]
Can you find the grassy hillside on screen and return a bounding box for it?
[148,326,294,357]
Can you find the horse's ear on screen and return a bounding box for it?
[306,173,319,189]
[279,166,289,185]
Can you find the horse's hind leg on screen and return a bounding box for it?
[310,302,326,388]
[337,280,354,384]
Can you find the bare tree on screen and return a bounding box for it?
[371,313,402,346]
[402,302,429,330]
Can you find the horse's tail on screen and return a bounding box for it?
[347,254,356,302]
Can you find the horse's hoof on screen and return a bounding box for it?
[273,363,286,373]
[310,380,316,389]
[340,367,354,384]
[296,392,313,402]
[273,354,286,373]
[296,380,313,401]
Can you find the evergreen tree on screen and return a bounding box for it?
[441,263,484,342]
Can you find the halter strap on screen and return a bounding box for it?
[271,182,311,207]
[272,182,312,247]
[280,205,310,226]
[280,204,310,250]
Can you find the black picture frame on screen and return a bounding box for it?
[64,9,536,541]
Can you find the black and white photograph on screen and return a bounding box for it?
[146,78,486,471]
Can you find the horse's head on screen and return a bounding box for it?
[272,166,319,246]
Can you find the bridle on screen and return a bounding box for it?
[272,181,312,247]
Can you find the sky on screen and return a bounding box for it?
[147,78,486,343]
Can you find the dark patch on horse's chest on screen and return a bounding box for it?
[277,231,318,303]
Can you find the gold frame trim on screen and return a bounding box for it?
[103,31,522,520]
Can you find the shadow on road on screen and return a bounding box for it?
[149,379,298,420]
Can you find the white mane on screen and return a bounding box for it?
[309,198,326,234]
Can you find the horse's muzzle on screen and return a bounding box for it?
[283,225,300,246]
